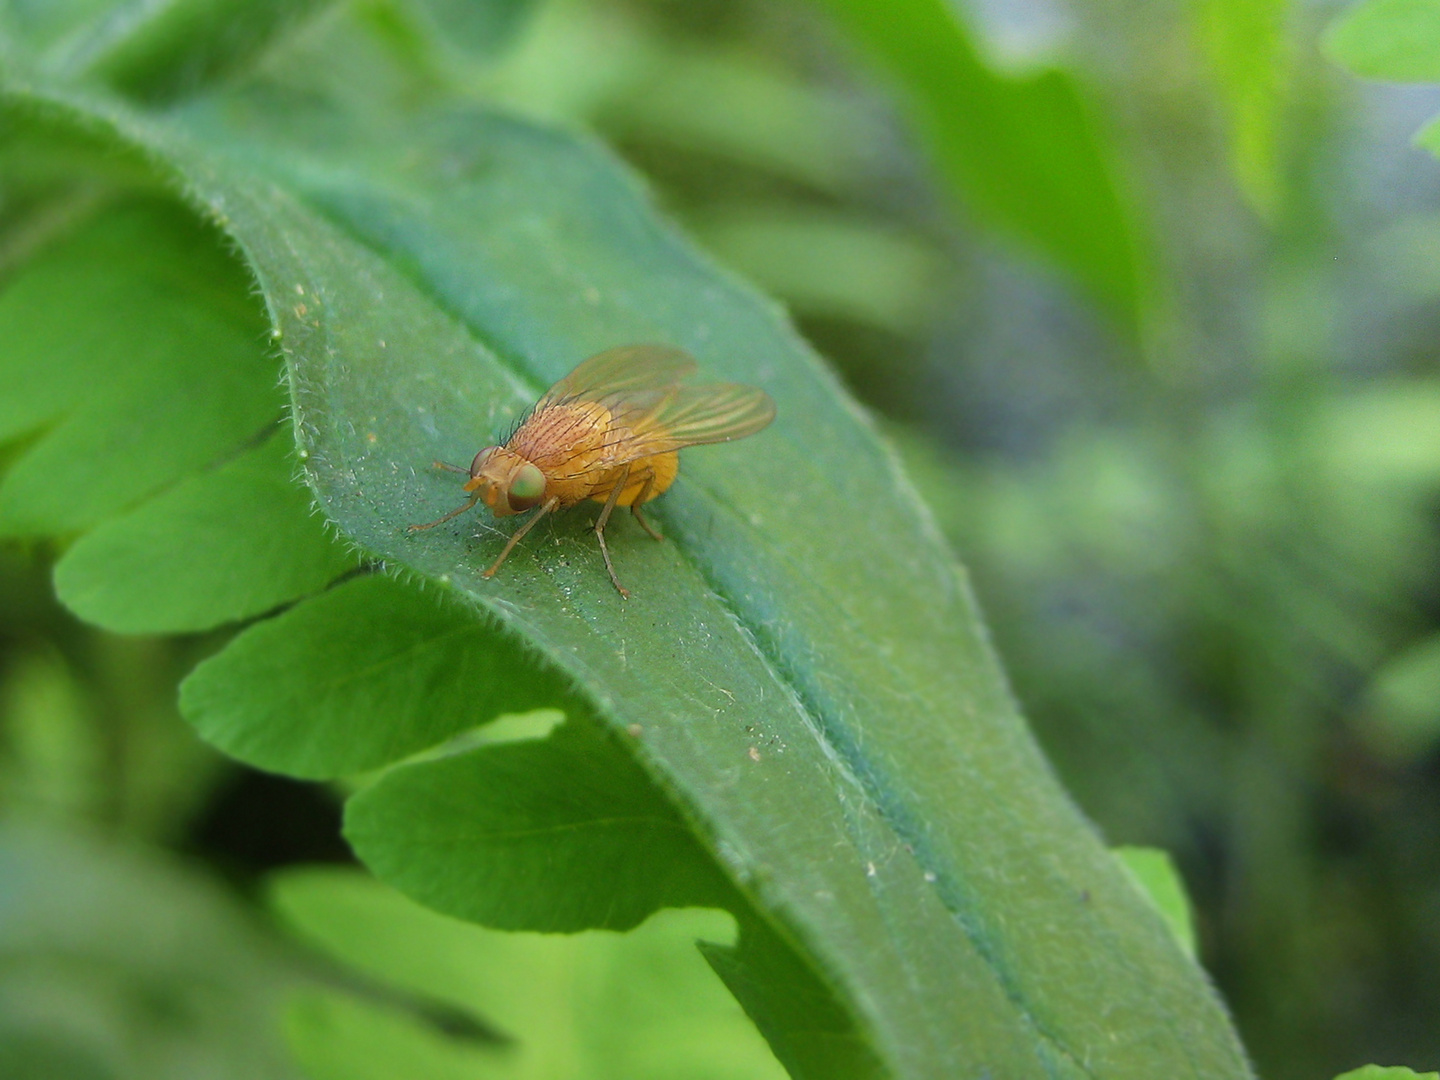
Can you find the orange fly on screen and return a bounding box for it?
[408,344,776,598]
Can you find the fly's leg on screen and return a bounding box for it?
[595,464,632,598]
[630,472,663,541]
[407,461,481,530]
[484,496,559,579]
[408,491,483,532]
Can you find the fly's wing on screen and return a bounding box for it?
[527,343,773,476]
[603,380,777,459]
[533,344,698,413]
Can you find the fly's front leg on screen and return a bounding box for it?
[594,464,632,598]
[484,496,559,579]
[630,471,663,541]
[408,490,483,532]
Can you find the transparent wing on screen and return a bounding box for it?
[528,344,774,475]
[534,344,698,412]
[623,382,776,451]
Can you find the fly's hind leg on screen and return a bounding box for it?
[595,464,632,598]
[630,471,663,541]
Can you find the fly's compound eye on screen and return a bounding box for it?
[469,446,499,478]
[506,463,546,512]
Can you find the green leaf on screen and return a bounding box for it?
[1334,1068,1440,1080]
[0,0,127,62]
[179,573,581,778]
[599,47,873,198]
[1359,633,1440,760]
[0,198,280,537]
[0,822,305,1080]
[282,992,505,1080]
[201,97,1243,1074]
[2,78,1252,1077]
[270,867,787,1080]
[1325,0,1440,82]
[0,647,104,821]
[1330,0,1440,160]
[690,204,947,334]
[1197,0,1291,217]
[1112,846,1198,959]
[344,720,739,932]
[405,0,538,61]
[699,916,887,1080]
[34,0,332,103]
[54,430,357,634]
[811,0,1146,327]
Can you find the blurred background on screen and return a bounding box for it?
[4,0,1440,1077]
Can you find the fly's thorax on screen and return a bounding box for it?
[511,400,616,467]
[464,445,547,517]
[507,400,626,506]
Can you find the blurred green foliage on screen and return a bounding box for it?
[2,0,1440,1078]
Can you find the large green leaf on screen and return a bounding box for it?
[0,69,1251,1080]
[811,0,1146,328]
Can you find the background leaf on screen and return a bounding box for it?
[404,0,541,62]
[1197,0,1291,217]
[1325,0,1440,82]
[1325,0,1440,160]
[810,0,1146,327]
[0,822,305,1080]
[29,0,332,102]
[1113,846,1197,959]
[1357,632,1440,760]
[270,866,787,1080]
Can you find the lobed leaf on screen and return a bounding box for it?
[179,572,581,778]
[344,720,740,932]
[700,916,887,1080]
[0,197,279,538]
[54,430,357,634]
